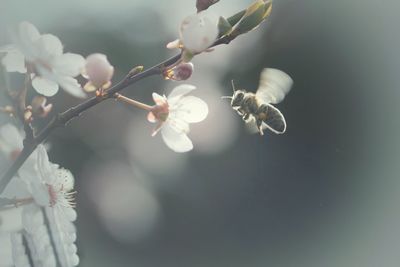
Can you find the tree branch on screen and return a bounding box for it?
[0,53,181,193]
[0,31,240,194]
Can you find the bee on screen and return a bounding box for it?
[222,68,293,135]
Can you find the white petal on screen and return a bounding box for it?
[1,49,27,73]
[19,21,41,44]
[35,34,63,58]
[53,53,85,77]
[172,96,208,123]
[167,84,196,105]
[16,22,41,60]
[0,124,23,151]
[57,76,86,98]
[0,44,15,52]
[32,76,59,96]
[161,123,193,153]
[36,145,53,181]
[180,11,219,53]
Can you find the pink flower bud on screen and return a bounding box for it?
[163,62,194,81]
[31,96,53,118]
[82,53,114,92]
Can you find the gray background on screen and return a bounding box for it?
[1,0,399,266]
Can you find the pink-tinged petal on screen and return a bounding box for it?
[151,122,164,137]
[83,81,96,92]
[166,39,181,49]
[172,96,209,123]
[147,112,157,123]
[32,76,59,97]
[57,76,86,98]
[36,34,63,58]
[84,53,114,88]
[152,93,166,105]
[168,84,196,102]
[1,49,26,73]
[53,53,85,77]
[161,123,193,153]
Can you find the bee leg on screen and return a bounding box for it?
[255,117,264,136]
[243,113,250,121]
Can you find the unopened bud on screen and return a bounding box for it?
[82,53,114,92]
[180,11,219,54]
[23,106,33,123]
[163,62,194,81]
[196,0,220,12]
[31,96,52,118]
[128,65,144,77]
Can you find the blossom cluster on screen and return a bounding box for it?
[0,124,78,267]
[0,0,276,266]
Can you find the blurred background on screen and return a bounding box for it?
[1,0,400,266]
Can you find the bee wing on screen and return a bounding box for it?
[261,104,287,134]
[255,68,293,104]
[245,104,287,134]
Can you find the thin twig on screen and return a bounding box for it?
[114,93,153,111]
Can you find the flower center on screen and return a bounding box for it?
[151,103,170,122]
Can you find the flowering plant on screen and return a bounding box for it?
[0,0,285,266]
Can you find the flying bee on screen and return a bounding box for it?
[222,68,293,135]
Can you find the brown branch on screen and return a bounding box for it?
[0,29,241,194]
[0,53,181,193]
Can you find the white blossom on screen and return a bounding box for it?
[18,146,79,267]
[147,84,208,152]
[0,21,86,98]
[0,124,36,188]
[22,204,57,267]
[10,232,30,267]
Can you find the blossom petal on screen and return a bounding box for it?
[0,45,16,52]
[147,112,156,123]
[13,22,41,61]
[19,21,41,44]
[167,84,196,105]
[152,92,167,105]
[57,76,86,98]
[32,76,59,97]
[0,124,23,151]
[36,34,63,58]
[1,49,27,73]
[53,53,85,77]
[172,96,209,123]
[161,123,193,153]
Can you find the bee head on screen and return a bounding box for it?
[231,90,245,107]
